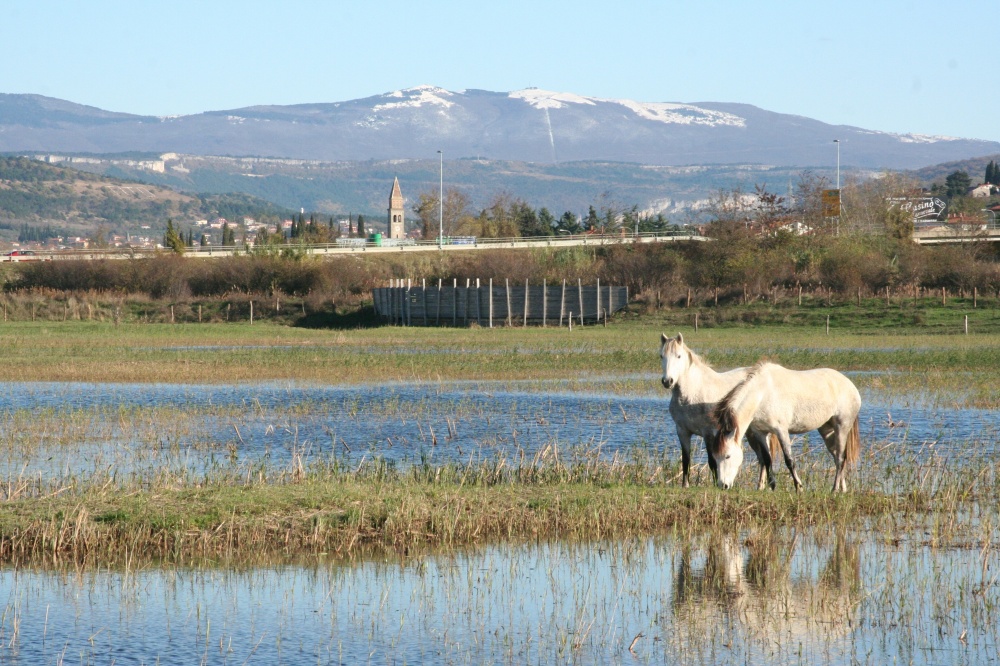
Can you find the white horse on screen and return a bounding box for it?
[710,361,861,492]
[660,333,778,488]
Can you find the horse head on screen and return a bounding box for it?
[711,407,744,489]
[660,332,690,390]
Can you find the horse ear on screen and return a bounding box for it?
[660,332,668,344]
[676,332,684,345]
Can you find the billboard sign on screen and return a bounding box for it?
[887,197,946,222]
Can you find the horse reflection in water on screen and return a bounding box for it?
[671,531,860,652]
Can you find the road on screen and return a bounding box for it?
[2,232,708,262]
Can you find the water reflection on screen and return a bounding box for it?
[0,533,993,665]
[672,532,860,656]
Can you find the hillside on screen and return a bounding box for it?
[907,153,1000,187]
[47,153,832,220]
[0,156,293,241]
[2,87,997,170]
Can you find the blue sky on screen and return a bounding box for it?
[1,0,996,143]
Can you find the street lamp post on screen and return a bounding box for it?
[833,139,840,190]
[984,209,997,229]
[833,139,840,193]
[437,150,443,249]
[833,139,841,235]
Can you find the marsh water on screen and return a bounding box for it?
[0,535,995,664]
[0,377,996,482]
[0,377,997,664]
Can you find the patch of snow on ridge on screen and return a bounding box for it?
[614,99,745,127]
[893,132,960,144]
[376,86,456,111]
[510,89,745,127]
[510,89,596,109]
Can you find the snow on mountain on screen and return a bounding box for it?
[510,88,745,127]
[510,89,597,109]
[0,87,997,170]
[374,85,457,112]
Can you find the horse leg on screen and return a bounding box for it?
[775,430,803,492]
[820,421,848,493]
[746,430,774,490]
[677,428,694,488]
[705,433,719,482]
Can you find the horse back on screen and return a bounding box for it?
[757,366,860,432]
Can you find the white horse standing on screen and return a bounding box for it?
[710,361,861,492]
[660,333,777,488]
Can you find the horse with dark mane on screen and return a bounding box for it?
[710,361,861,492]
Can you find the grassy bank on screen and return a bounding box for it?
[2,317,1000,403]
[0,436,993,567]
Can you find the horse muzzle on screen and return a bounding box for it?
[661,377,674,390]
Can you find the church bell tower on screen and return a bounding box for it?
[387,177,405,239]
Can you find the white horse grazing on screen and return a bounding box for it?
[660,333,778,489]
[710,362,861,492]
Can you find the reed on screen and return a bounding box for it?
[0,441,993,568]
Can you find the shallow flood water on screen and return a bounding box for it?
[0,533,995,665]
[1,377,998,665]
[0,377,997,483]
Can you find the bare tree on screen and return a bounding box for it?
[411,187,473,239]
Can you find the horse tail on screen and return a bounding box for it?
[768,432,781,461]
[846,415,861,466]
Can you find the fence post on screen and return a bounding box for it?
[523,280,529,327]
[506,279,512,327]
[475,278,481,327]
[465,278,470,326]
[578,279,584,326]
[560,280,566,327]
[489,278,494,329]
[542,279,547,327]
[407,279,413,327]
[596,278,601,323]
[437,279,443,325]
[422,278,428,326]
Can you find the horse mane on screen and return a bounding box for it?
[686,345,712,371]
[710,361,770,455]
[673,337,712,372]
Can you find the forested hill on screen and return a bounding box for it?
[0,156,292,237]
[908,153,1000,187]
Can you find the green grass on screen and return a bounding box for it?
[2,315,1000,403]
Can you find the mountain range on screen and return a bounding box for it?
[2,86,998,170]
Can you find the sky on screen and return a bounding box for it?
[1,0,996,142]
